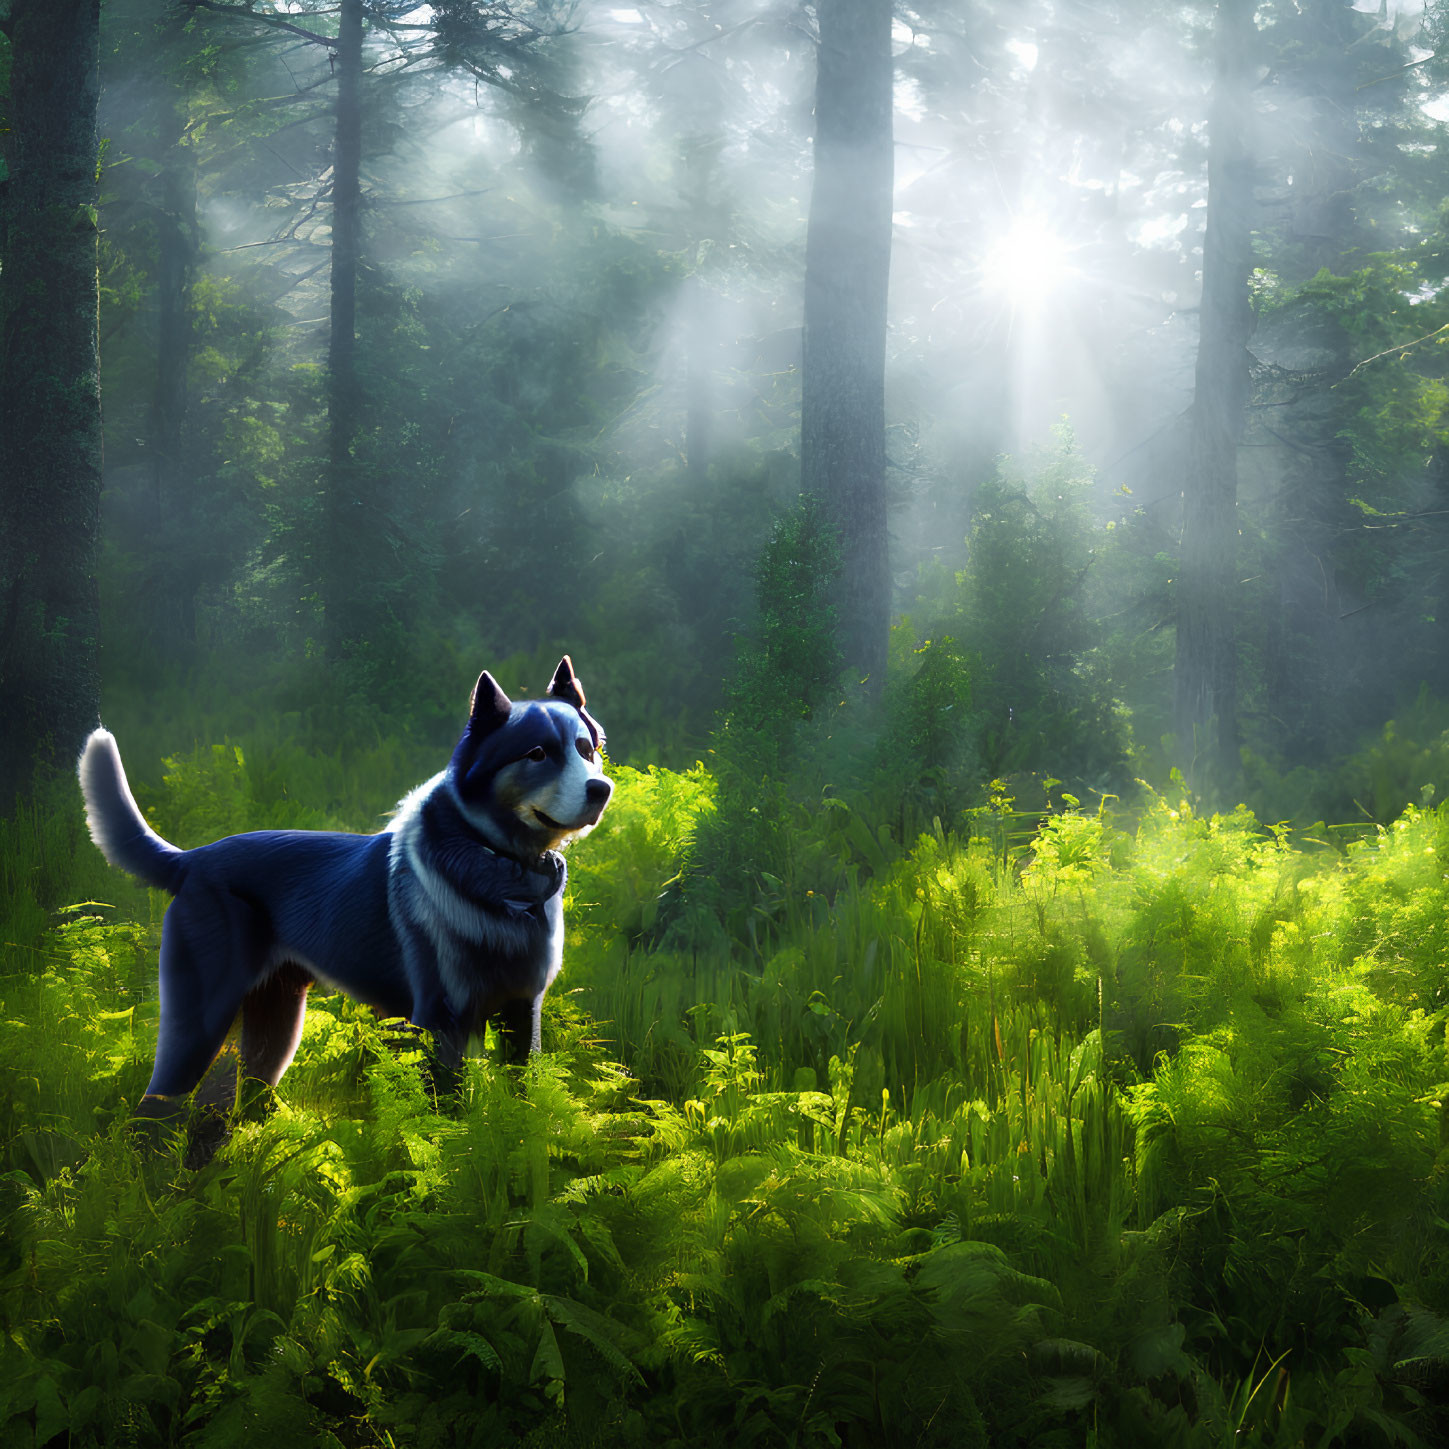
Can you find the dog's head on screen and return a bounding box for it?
[450,656,613,855]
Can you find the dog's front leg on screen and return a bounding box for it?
[495,994,542,1063]
[426,1027,466,1099]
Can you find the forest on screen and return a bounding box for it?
[7,0,1449,1444]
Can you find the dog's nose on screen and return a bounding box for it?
[586,778,612,808]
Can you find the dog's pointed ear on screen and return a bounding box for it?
[548,655,603,750]
[546,655,587,712]
[467,670,513,737]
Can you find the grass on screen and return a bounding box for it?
[3,743,1449,1446]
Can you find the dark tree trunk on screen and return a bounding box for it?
[684,275,713,485]
[800,0,894,688]
[0,0,103,810]
[1259,0,1385,761]
[150,124,201,657]
[1174,0,1255,800]
[326,0,364,656]
[154,160,195,514]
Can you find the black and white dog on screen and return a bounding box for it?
[78,658,612,1116]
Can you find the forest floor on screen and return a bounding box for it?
[2,732,1449,1448]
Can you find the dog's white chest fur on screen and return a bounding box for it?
[386,774,566,1017]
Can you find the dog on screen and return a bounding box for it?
[78,657,612,1119]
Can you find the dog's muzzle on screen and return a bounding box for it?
[574,777,614,827]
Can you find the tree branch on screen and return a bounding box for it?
[1356,51,1444,92]
[180,0,335,49]
[1343,324,1449,380]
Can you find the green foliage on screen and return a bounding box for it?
[566,759,716,948]
[670,495,846,945]
[893,432,1132,817]
[0,777,150,971]
[715,492,843,776]
[1288,262,1449,503]
[1244,687,1449,827]
[7,738,1449,1446]
[1236,255,1449,774]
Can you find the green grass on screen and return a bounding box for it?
[3,746,1449,1446]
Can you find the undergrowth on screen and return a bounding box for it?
[3,737,1449,1446]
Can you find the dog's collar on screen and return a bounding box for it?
[474,835,565,885]
[493,842,566,891]
[416,790,567,905]
[441,778,568,879]
[479,844,566,907]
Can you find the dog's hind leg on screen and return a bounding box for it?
[239,962,313,1087]
[134,922,251,1162]
[142,891,262,1105]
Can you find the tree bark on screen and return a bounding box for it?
[800,0,894,688]
[1174,0,1255,800]
[684,275,714,485]
[0,0,104,810]
[326,0,364,656]
[150,104,201,657]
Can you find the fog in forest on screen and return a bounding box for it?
[51,0,1443,827]
[15,5,1449,1443]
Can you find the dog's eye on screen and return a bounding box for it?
[576,739,594,762]
[525,746,547,763]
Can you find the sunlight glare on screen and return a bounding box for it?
[1005,38,1040,71]
[980,222,1076,306]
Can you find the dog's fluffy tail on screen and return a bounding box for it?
[78,729,184,893]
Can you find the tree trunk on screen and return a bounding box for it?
[154,159,194,516]
[800,0,894,688]
[150,118,201,658]
[684,275,714,485]
[326,0,364,657]
[0,0,104,810]
[1174,0,1255,801]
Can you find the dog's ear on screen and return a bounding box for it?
[467,670,513,737]
[546,655,587,712]
[547,655,603,750]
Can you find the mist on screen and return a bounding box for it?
[12,2,1449,1441]
[4,0,1406,816]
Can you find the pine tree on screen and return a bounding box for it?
[800,0,895,689]
[0,0,104,808]
[1174,0,1256,799]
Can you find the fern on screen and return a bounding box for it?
[6,725,1449,1445]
